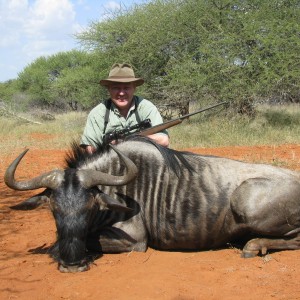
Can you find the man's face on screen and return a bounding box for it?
[107,82,136,111]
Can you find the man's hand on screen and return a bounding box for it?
[85,145,96,154]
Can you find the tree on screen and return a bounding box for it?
[2,0,300,114]
[16,50,101,110]
[76,0,300,114]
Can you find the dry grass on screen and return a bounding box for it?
[170,103,300,149]
[1,104,300,154]
[0,111,87,153]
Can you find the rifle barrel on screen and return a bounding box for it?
[178,101,227,120]
[139,101,227,136]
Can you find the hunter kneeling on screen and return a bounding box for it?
[81,63,169,154]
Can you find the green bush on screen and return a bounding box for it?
[264,110,300,127]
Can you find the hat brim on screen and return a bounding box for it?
[100,78,144,87]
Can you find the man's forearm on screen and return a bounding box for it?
[147,134,169,147]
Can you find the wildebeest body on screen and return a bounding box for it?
[88,144,300,251]
[4,138,300,272]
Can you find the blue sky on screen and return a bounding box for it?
[0,0,149,82]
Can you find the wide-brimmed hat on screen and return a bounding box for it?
[100,63,144,86]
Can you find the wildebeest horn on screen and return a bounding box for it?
[77,145,138,188]
[4,149,64,191]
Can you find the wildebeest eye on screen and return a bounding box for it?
[49,198,58,211]
[85,194,97,210]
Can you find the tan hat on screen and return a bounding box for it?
[100,63,144,86]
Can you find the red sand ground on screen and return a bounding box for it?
[1,144,300,300]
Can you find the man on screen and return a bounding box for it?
[81,63,169,154]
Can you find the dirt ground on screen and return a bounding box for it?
[1,143,300,300]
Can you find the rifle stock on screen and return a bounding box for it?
[138,101,227,137]
[139,119,182,136]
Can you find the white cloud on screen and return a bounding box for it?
[0,0,147,81]
[22,39,72,60]
[0,0,27,47]
[4,0,28,19]
[24,0,77,38]
[104,1,121,10]
[0,0,80,81]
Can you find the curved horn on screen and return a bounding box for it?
[5,149,64,191]
[78,145,138,188]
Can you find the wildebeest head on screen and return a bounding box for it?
[4,145,138,273]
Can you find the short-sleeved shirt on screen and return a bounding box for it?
[81,96,168,147]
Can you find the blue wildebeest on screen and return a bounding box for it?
[4,137,300,272]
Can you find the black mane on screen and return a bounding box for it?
[64,141,110,169]
[64,136,196,176]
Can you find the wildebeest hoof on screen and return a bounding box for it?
[241,238,264,258]
[58,263,90,273]
[241,249,259,258]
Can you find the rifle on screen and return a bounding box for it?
[103,119,152,145]
[103,101,227,144]
[139,101,227,137]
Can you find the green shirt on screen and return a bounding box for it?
[81,96,167,147]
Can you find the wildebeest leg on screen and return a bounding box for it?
[242,235,300,258]
[231,177,300,257]
[87,227,148,253]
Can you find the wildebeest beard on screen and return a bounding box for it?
[50,191,140,272]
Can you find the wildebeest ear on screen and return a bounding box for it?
[95,192,133,212]
[10,189,50,210]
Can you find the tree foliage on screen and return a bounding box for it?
[14,50,103,110]
[75,0,300,114]
[1,0,299,114]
